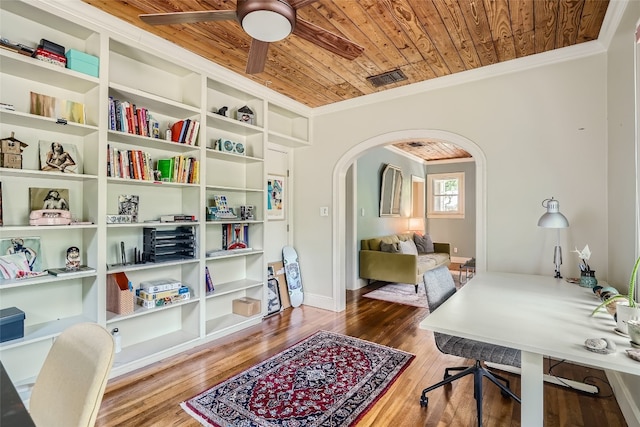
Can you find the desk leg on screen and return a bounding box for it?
[521,351,544,427]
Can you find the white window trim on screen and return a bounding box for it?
[427,172,465,219]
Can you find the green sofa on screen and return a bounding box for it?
[359,233,451,292]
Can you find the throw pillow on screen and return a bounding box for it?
[398,239,419,255]
[380,242,399,253]
[414,233,435,253]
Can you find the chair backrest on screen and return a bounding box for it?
[29,323,115,427]
[423,266,457,313]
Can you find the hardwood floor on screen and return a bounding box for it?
[96,284,628,426]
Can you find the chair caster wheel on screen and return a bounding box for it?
[444,374,451,381]
[420,397,429,408]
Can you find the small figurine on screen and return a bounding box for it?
[66,246,80,270]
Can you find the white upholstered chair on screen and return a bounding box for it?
[29,322,115,427]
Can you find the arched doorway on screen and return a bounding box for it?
[331,130,487,311]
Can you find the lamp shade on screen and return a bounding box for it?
[408,217,424,232]
[537,197,569,228]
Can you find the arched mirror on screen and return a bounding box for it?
[379,164,403,216]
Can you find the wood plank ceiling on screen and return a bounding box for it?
[82,0,609,161]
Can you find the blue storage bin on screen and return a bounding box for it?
[0,307,25,343]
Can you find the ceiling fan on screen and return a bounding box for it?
[139,0,364,74]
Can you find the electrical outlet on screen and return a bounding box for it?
[454,247,458,253]
[320,207,329,216]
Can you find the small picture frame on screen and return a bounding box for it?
[29,187,70,211]
[267,174,285,221]
[118,195,139,223]
[266,266,282,315]
[39,140,82,174]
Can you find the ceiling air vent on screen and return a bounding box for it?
[366,69,407,87]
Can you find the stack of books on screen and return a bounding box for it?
[33,39,66,68]
[135,278,190,309]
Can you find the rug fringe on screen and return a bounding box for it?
[180,401,214,427]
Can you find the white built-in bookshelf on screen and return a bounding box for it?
[0,0,310,383]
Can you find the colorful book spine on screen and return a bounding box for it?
[205,266,214,293]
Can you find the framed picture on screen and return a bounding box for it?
[266,266,282,315]
[0,237,42,272]
[267,174,285,220]
[39,140,82,174]
[29,187,70,211]
[118,194,139,222]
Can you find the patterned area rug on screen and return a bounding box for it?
[363,270,461,308]
[181,330,414,427]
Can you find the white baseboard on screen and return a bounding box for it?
[302,293,337,312]
[606,370,640,427]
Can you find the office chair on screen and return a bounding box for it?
[29,322,115,427]
[420,266,521,427]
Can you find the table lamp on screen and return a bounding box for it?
[537,197,569,278]
[408,217,424,235]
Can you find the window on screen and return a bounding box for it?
[427,172,465,219]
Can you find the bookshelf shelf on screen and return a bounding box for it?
[108,130,200,153]
[0,110,99,136]
[0,314,95,351]
[205,249,263,260]
[0,271,96,289]
[111,329,200,370]
[0,49,99,92]
[109,83,201,118]
[206,111,263,134]
[205,148,263,164]
[268,130,311,148]
[105,297,199,324]
[205,184,264,193]
[106,258,200,274]
[205,278,263,299]
[0,167,99,181]
[205,313,262,337]
[0,224,98,232]
[106,177,200,188]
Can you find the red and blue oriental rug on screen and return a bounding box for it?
[181,330,414,426]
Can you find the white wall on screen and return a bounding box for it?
[606,1,640,423]
[296,52,608,303]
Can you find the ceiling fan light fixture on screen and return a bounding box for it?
[238,0,296,42]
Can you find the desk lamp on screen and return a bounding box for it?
[538,197,569,278]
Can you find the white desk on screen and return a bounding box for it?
[419,272,640,427]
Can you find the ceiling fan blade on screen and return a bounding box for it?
[139,10,236,25]
[293,19,364,61]
[246,39,270,74]
[289,0,320,9]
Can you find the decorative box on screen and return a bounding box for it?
[65,49,99,77]
[1,153,21,169]
[0,307,25,343]
[106,272,135,315]
[1,139,22,154]
[232,297,261,317]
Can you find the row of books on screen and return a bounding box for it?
[170,119,200,145]
[108,97,160,138]
[107,144,154,181]
[156,155,200,184]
